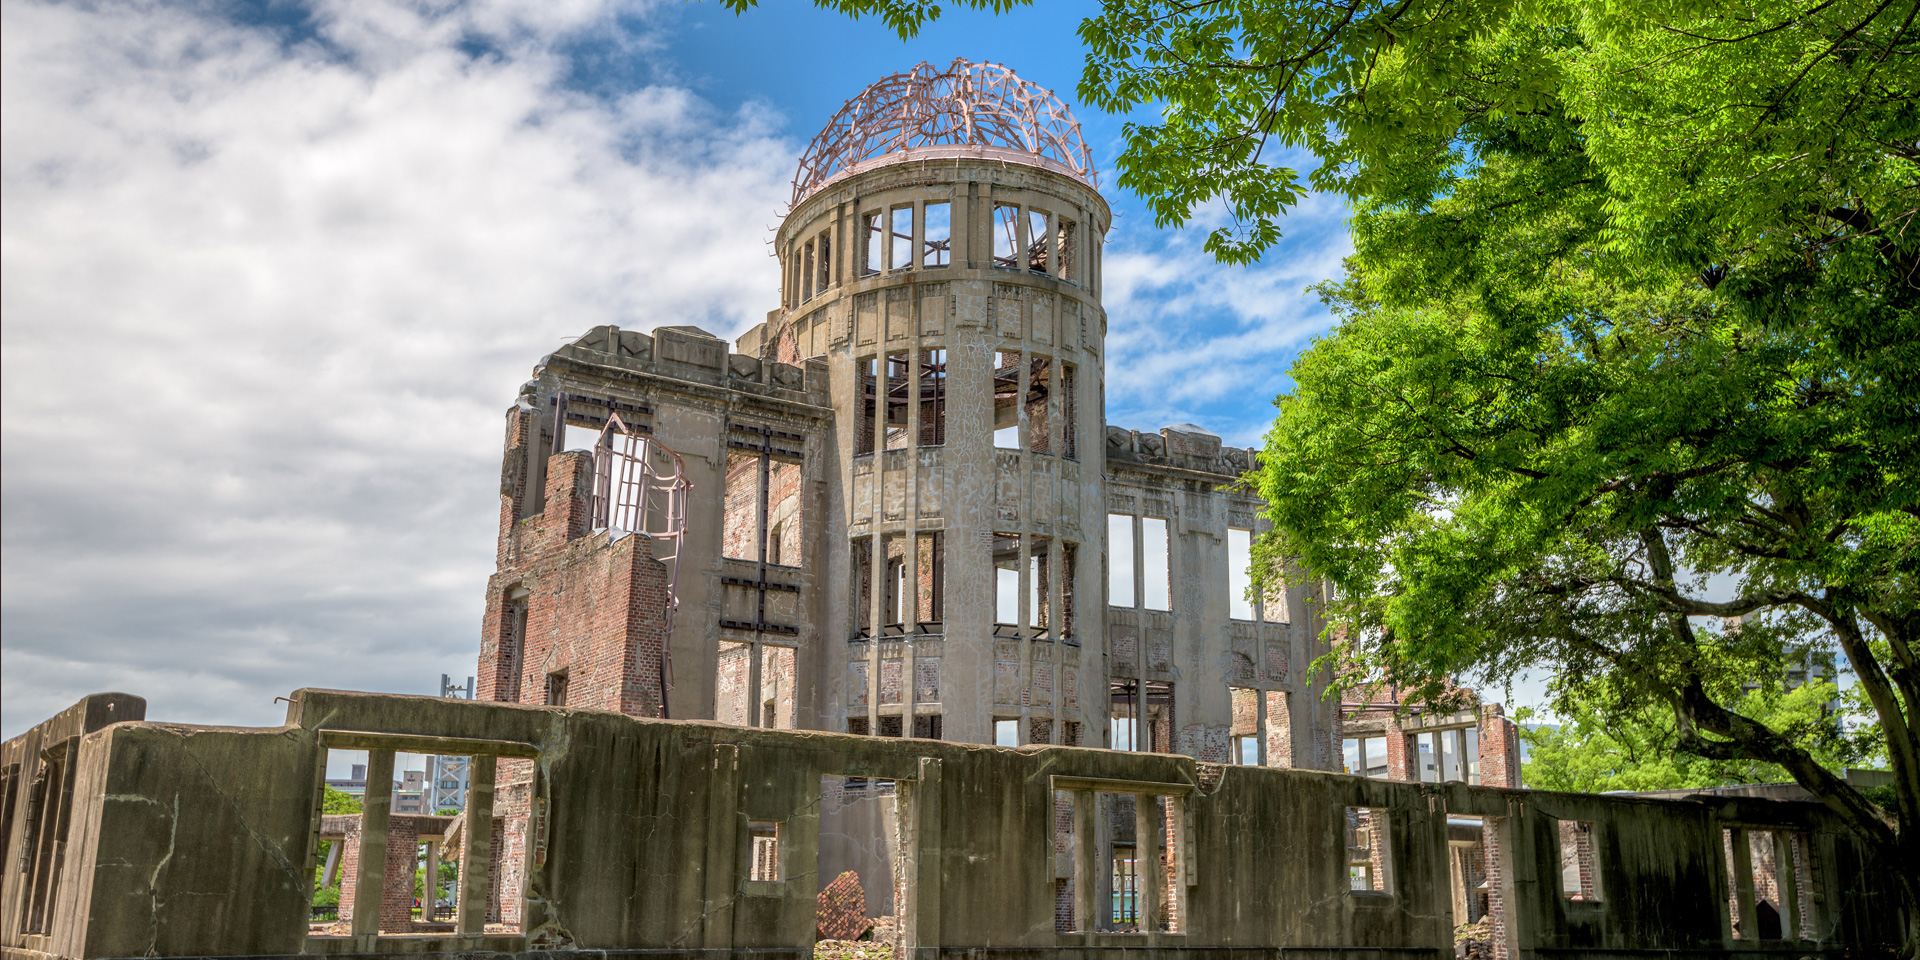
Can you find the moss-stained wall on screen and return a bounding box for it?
[2,689,1903,959]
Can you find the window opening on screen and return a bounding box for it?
[1027,209,1051,274]
[1109,681,1138,751]
[1558,819,1600,902]
[1108,515,1135,607]
[1341,736,1390,778]
[847,717,871,736]
[1030,538,1051,638]
[1440,729,1462,782]
[885,354,912,449]
[857,358,878,456]
[1464,727,1480,784]
[993,352,1021,449]
[1142,517,1170,611]
[1347,806,1391,894]
[315,747,517,939]
[803,240,816,302]
[1416,732,1438,783]
[817,230,832,292]
[722,450,760,562]
[1061,542,1078,641]
[878,716,903,738]
[748,821,783,881]
[1061,364,1077,459]
[919,349,947,446]
[993,534,1020,627]
[992,202,1021,268]
[561,424,602,453]
[862,212,882,276]
[923,201,951,267]
[916,531,944,629]
[1142,682,1174,753]
[1229,687,1260,765]
[852,538,874,639]
[1057,218,1077,281]
[1445,816,1489,932]
[495,588,528,703]
[995,718,1020,747]
[545,670,569,706]
[761,645,796,729]
[1111,842,1139,930]
[1726,827,1814,941]
[913,713,943,739]
[817,775,900,942]
[1027,357,1053,455]
[1228,528,1254,621]
[1262,580,1289,623]
[890,206,914,269]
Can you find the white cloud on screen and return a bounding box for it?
[1100,191,1353,447]
[0,0,792,736]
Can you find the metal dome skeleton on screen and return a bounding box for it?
[791,59,1097,206]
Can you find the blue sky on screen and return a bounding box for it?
[0,0,1350,736]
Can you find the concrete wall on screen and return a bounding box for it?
[2,689,1904,959]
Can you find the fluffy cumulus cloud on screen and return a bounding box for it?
[0,0,793,736]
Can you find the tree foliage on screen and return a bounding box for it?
[1518,679,1883,793]
[1070,0,1919,935]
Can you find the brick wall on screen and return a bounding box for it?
[477,446,671,719]
[1477,704,1522,789]
[337,817,422,933]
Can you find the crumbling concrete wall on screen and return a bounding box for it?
[4,689,1904,959]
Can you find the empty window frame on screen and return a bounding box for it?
[1062,364,1077,459]
[1109,680,1139,751]
[1057,217,1078,282]
[995,718,1020,747]
[884,534,910,628]
[748,821,783,881]
[993,533,1021,626]
[1557,819,1600,902]
[923,201,951,267]
[1725,827,1818,941]
[919,349,947,445]
[1414,728,1480,784]
[761,645,796,729]
[1228,528,1255,621]
[1229,687,1260,764]
[1027,357,1053,455]
[856,358,878,456]
[1141,517,1171,611]
[993,352,1021,448]
[816,230,832,292]
[878,715,904,738]
[1057,790,1186,934]
[1061,542,1078,641]
[890,206,914,270]
[1108,514,1136,607]
[916,532,945,627]
[885,353,912,450]
[1030,538,1052,638]
[1028,209,1051,274]
[494,587,528,702]
[851,538,874,639]
[912,713,943,739]
[862,211,882,276]
[1346,806,1392,894]
[722,450,760,561]
[992,202,1021,268]
[803,240,816,302]
[546,670,569,706]
[1342,736,1390,778]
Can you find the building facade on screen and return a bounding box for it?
[472,59,1349,772]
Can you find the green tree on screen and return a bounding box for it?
[1065,0,1919,939]
[313,788,363,910]
[1519,679,1883,793]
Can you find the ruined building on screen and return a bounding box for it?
[476,59,1346,771]
[2,61,1907,960]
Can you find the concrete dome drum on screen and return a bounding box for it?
[791,58,1097,206]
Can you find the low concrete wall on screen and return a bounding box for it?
[0,689,1905,959]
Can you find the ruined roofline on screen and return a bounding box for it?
[1106,423,1260,480]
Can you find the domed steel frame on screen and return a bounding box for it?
[791,58,1096,206]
